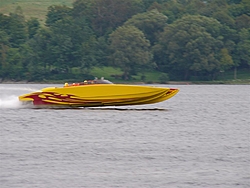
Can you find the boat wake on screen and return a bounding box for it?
[22,106,168,111]
[0,86,38,109]
[86,107,168,111]
[0,95,22,109]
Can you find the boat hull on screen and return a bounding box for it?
[19,84,179,107]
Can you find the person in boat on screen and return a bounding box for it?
[79,80,88,85]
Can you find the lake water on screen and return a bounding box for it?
[0,84,249,188]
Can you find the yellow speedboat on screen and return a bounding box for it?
[19,78,179,107]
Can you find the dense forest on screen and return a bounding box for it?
[0,0,249,82]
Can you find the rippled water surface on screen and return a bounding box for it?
[0,84,249,188]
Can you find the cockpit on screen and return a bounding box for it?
[64,77,113,87]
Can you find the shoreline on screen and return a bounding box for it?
[0,80,249,85]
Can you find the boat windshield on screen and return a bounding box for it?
[64,78,113,87]
[95,79,113,84]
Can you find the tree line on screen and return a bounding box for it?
[0,0,249,81]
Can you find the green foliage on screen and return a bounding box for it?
[155,15,224,80]
[235,14,250,30]
[124,9,168,44]
[0,0,249,82]
[109,25,152,80]
[219,48,234,70]
[46,5,72,27]
[0,31,10,79]
[27,18,40,39]
[159,73,169,83]
[73,0,144,36]
[90,66,122,81]
[1,8,28,48]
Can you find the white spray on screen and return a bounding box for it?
[0,95,22,108]
[0,86,37,109]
